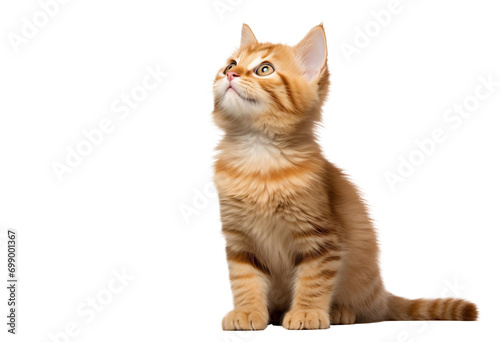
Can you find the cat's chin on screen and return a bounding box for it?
[226,86,256,103]
[221,102,261,118]
[220,91,264,117]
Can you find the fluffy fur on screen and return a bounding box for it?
[212,24,478,330]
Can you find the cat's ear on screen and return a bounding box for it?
[241,24,258,48]
[294,24,328,82]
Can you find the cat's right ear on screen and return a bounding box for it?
[241,24,258,48]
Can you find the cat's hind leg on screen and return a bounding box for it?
[331,304,356,324]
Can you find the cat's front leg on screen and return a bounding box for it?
[222,248,270,330]
[283,240,342,330]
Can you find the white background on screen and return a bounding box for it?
[1,0,499,341]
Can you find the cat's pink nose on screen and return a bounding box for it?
[227,71,239,82]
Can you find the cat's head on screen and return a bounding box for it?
[212,24,330,135]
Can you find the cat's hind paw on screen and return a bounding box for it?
[331,306,356,324]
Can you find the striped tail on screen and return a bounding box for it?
[387,294,478,321]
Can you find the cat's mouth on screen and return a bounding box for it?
[226,85,256,103]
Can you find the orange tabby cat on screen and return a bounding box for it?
[212,24,478,330]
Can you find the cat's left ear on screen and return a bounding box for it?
[241,24,258,48]
[294,24,328,82]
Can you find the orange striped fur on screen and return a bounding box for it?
[213,24,478,330]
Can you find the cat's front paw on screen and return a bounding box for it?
[222,309,268,330]
[283,309,330,330]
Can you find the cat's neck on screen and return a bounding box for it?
[217,127,321,174]
[224,127,319,152]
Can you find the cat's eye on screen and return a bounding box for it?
[255,63,275,76]
[224,62,237,74]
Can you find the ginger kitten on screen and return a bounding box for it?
[212,24,478,330]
